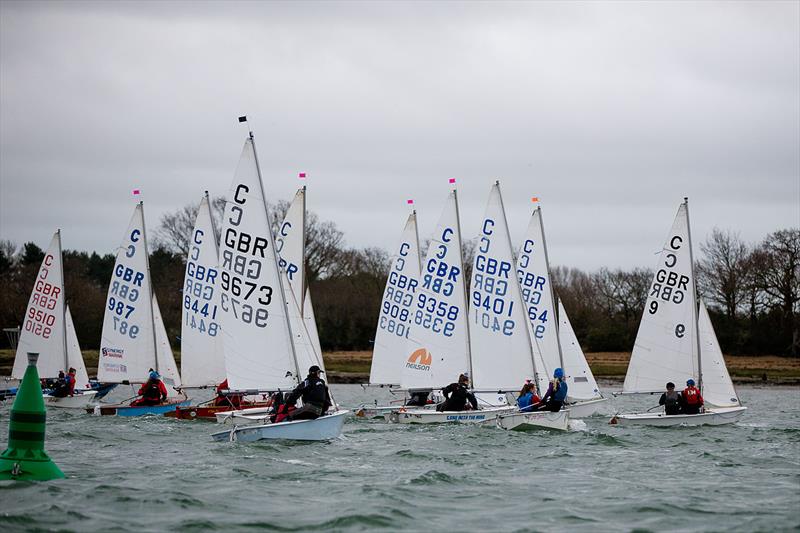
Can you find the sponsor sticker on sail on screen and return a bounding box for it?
[406,348,432,372]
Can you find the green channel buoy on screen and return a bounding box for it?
[0,352,65,480]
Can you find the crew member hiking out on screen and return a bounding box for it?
[659,382,682,415]
[283,366,332,421]
[681,379,704,415]
[131,371,168,406]
[531,368,568,412]
[438,373,478,412]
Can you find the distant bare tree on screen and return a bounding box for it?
[697,228,751,319]
[593,267,652,324]
[754,228,800,355]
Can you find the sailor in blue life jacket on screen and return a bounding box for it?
[516,381,541,412]
[659,382,682,415]
[284,366,332,421]
[680,379,704,415]
[530,368,568,412]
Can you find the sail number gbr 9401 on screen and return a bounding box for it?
[220,184,274,328]
[472,219,515,336]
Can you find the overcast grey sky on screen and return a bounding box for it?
[1,0,798,270]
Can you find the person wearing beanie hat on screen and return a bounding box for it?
[437,372,478,412]
[282,366,332,421]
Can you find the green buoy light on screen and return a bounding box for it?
[0,352,65,480]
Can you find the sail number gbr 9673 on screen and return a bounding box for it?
[220,184,274,328]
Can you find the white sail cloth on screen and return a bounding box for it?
[219,139,297,391]
[623,203,698,394]
[370,212,422,386]
[180,195,226,388]
[558,300,601,401]
[470,183,536,392]
[698,300,740,407]
[401,191,470,390]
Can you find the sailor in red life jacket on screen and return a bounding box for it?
[66,367,77,396]
[681,379,704,415]
[131,371,168,406]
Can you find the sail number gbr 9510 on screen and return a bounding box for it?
[220,184,274,328]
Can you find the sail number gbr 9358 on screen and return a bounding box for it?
[472,219,515,336]
[417,227,461,338]
[220,184,274,328]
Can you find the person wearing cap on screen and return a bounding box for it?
[680,379,704,415]
[131,371,168,406]
[659,382,682,415]
[284,366,332,421]
[516,381,541,412]
[438,373,478,412]
[530,368,568,412]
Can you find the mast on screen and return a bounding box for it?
[684,197,703,392]
[453,187,473,383]
[205,190,220,257]
[56,229,68,372]
[412,209,422,273]
[248,130,302,382]
[139,201,159,375]
[536,205,565,372]
[300,185,307,317]
[497,181,541,393]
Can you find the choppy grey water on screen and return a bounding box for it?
[0,384,798,532]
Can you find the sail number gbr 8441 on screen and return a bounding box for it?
[220,184,274,328]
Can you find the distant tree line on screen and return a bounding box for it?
[0,203,797,357]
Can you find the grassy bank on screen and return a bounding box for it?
[2,349,798,384]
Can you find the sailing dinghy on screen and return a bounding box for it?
[11,230,97,408]
[516,204,606,418]
[610,199,746,426]
[356,209,431,418]
[210,129,346,442]
[92,202,190,416]
[167,193,271,420]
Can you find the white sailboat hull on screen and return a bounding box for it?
[496,410,570,431]
[566,397,608,418]
[215,406,273,425]
[210,410,348,442]
[43,390,98,409]
[355,404,436,419]
[611,406,747,427]
[385,405,515,424]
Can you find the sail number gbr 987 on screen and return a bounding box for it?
[220,184,274,328]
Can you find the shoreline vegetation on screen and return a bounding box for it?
[1,349,798,386]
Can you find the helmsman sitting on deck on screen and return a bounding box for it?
[437,373,478,412]
[131,371,168,406]
[659,382,682,415]
[530,368,568,412]
[284,366,332,421]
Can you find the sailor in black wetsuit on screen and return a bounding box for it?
[284,366,332,421]
[438,373,478,412]
[405,390,431,407]
[659,382,682,415]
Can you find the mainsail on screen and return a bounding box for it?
[98,203,159,384]
[558,300,601,402]
[12,231,68,380]
[401,191,470,390]
[623,201,698,394]
[65,305,90,390]
[470,183,536,392]
[698,300,740,407]
[370,211,422,386]
[517,207,562,394]
[180,193,226,388]
[219,138,298,391]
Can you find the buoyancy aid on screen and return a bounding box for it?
[683,386,703,405]
[552,380,568,402]
[142,380,162,401]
